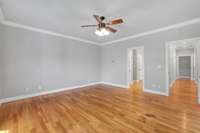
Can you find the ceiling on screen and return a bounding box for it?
[0,0,200,45]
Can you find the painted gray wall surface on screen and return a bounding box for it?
[1,25,100,99]
[0,23,4,99]
[101,23,200,93]
[0,23,200,99]
[198,42,200,103]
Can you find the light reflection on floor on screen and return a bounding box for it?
[0,130,9,133]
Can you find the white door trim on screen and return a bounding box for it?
[127,46,145,90]
[165,38,200,97]
[165,43,170,96]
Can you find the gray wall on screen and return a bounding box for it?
[0,25,101,99]
[0,23,4,99]
[1,23,200,99]
[198,42,200,103]
[101,23,200,94]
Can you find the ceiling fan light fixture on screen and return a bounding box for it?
[95,29,103,36]
[102,28,110,36]
[81,15,123,35]
[95,28,110,36]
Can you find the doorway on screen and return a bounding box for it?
[166,38,199,104]
[127,47,144,92]
[177,55,193,79]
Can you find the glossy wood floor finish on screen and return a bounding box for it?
[0,80,200,133]
[170,79,198,105]
[129,80,143,94]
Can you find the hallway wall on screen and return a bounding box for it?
[101,23,200,95]
[0,23,4,100]
[197,41,200,103]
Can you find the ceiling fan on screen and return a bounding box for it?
[81,15,123,36]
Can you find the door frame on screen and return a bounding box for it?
[127,46,145,90]
[165,37,200,96]
[176,54,194,79]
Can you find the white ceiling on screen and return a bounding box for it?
[0,0,200,45]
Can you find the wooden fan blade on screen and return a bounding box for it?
[93,15,101,23]
[106,27,117,33]
[81,25,98,28]
[111,19,123,25]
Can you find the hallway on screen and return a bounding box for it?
[129,79,198,105]
[170,79,198,105]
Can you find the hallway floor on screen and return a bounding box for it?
[170,79,198,105]
[129,79,198,105]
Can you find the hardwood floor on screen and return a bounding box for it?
[170,79,198,105]
[0,80,200,133]
[129,80,143,94]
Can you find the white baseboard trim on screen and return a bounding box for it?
[101,82,169,96]
[100,82,128,88]
[0,82,170,105]
[0,82,101,105]
[144,89,168,96]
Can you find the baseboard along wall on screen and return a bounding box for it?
[0,82,101,105]
[0,81,170,105]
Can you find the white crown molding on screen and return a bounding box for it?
[0,20,100,45]
[0,8,100,45]
[0,7,200,46]
[101,18,200,45]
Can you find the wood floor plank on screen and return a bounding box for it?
[0,79,200,133]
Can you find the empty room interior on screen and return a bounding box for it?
[0,0,200,133]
